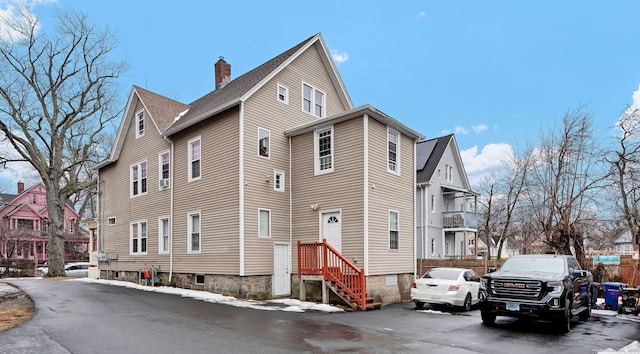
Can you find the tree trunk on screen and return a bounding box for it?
[45,182,66,277]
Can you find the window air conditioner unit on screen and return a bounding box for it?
[160,178,170,188]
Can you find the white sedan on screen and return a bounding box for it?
[39,262,89,278]
[411,267,481,311]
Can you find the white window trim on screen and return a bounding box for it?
[277,82,289,104]
[274,170,285,192]
[108,217,116,226]
[301,81,326,118]
[135,109,145,138]
[158,150,170,190]
[130,160,148,198]
[158,216,170,255]
[258,208,271,238]
[430,194,436,213]
[387,128,400,175]
[314,125,334,175]
[187,211,201,254]
[188,136,202,182]
[258,128,270,159]
[389,210,399,250]
[130,220,148,255]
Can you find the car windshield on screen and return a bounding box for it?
[423,268,460,280]
[500,257,565,273]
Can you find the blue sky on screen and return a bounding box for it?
[1,0,640,192]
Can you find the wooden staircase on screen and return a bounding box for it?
[298,240,381,311]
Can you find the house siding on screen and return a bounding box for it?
[290,117,366,272]
[242,43,351,276]
[366,118,415,275]
[170,108,241,275]
[100,100,173,271]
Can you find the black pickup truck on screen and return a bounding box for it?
[479,254,593,333]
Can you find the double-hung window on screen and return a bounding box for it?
[258,128,270,158]
[189,137,201,181]
[131,221,147,255]
[387,129,399,174]
[188,211,201,253]
[302,82,325,118]
[159,151,170,184]
[136,110,145,138]
[389,210,399,250]
[131,161,148,197]
[159,217,170,254]
[274,170,284,192]
[314,126,333,175]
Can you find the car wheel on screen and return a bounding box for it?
[556,298,571,334]
[463,293,472,311]
[414,300,425,309]
[481,310,496,326]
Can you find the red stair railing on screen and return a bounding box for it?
[298,239,366,310]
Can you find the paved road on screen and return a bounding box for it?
[1,279,638,353]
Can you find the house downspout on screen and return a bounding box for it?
[239,102,245,276]
[288,136,293,278]
[363,114,369,277]
[164,136,175,282]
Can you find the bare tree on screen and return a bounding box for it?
[0,7,126,276]
[526,107,606,264]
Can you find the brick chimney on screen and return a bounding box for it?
[17,181,24,193]
[215,56,231,90]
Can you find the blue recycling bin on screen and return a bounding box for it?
[602,282,627,311]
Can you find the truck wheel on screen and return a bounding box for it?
[556,299,571,334]
[580,295,591,320]
[414,300,425,309]
[481,310,496,326]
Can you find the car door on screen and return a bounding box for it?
[465,271,481,303]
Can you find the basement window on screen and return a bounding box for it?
[194,274,205,285]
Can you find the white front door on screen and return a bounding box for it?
[321,211,342,253]
[273,243,290,296]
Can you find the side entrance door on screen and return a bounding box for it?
[321,211,342,253]
[273,243,290,296]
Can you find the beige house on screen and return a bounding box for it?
[95,33,423,308]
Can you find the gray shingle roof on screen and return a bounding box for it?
[133,86,189,132]
[416,134,454,183]
[164,33,318,135]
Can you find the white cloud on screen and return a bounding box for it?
[460,143,513,185]
[454,125,468,134]
[632,84,640,108]
[417,11,427,18]
[330,49,348,63]
[472,124,488,133]
[0,0,41,43]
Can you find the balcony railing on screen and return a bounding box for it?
[442,211,477,229]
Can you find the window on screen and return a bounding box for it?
[430,194,436,213]
[159,217,170,254]
[430,238,435,255]
[389,210,399,250]
[258,128,270,158]
[259,209,271,238]
[131,221,147,255]
[445,164,453,182]
[195,274,205,285]
[188,212,200,253]
[387,129,399,174]
[188,137,201,181]
[274,170,284,192]
[314,126,333,175]
[302,82,325,118]
[136,110,145,138]
[159,151,170,187]
[277,83,288,104]
[131,161,148,197]
[69,219,75,233]
[108,217,116,226]
[17,219,33,230]
[32,194,36,203]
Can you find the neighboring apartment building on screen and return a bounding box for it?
[95,33,424,306]
[0,181,86,264]
[415,134,478,259]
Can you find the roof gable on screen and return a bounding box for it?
[416,134,472,191]
[163,33,353,136]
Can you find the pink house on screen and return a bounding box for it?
[0,181,87,264]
